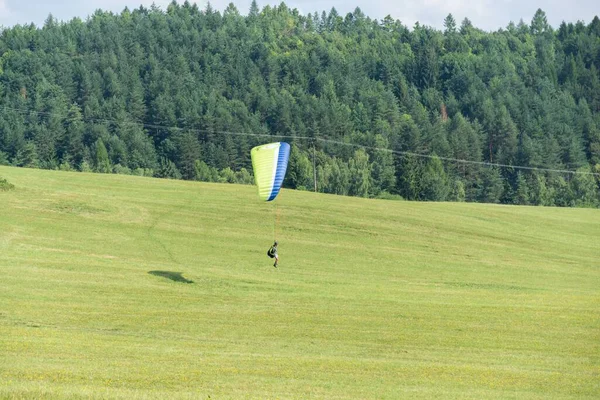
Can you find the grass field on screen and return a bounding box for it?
[1,165,599,399]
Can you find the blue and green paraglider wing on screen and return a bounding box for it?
[251,142,290,201]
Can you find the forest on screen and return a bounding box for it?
[0,1,599,206]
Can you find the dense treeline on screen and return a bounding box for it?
[0,1,599,206]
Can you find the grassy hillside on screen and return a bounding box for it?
[0,166,599,399]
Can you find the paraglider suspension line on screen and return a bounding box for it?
[274,202,280,241]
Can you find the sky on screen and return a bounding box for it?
[0,0,598,31]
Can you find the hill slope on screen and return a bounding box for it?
[1,5,600,205]
[0,166,599,399]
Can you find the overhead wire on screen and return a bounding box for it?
[1,105,599,177]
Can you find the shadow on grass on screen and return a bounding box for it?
[148,270,193,284]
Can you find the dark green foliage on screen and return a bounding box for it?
[479,167,504,203]
[326,158,351,196]
[444,14,457,34]
[174,131,202,180]
[155,157,182,180]
[571,167,599,207]
[514,172,530,205]
[449,179,466,202]
[0,4,598,207]
[369,135,396,196]
[15,142,39,168]
[94,138,111,173]
[0,151,9,166]
[0,176,15,191]
[348,149,370,197]
[420,156,450,201]
[285,144,313,190]
[194,160,214,182]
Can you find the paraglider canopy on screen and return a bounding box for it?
[251,142,290,201]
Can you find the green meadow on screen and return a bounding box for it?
[0,165,599,399]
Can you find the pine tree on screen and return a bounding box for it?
[571,167,599,207]
[420,155,449,201]
[285,144,313,190]
[530,9,549,35]
[444,14,456,35]
[175,131,202,180]
[479,167,504,203]
[248,0,259,18]
[155,157,182,179]
[349,149,370,197]
[514,172,530,205]
[95,138,111,173]
[195,160,212,182]
[63,103,86,167]
[0,3,597,208]
[15,142,39,168]
[369,135,396,195]
[449,179,466,202]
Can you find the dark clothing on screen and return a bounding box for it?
[268,246,278,258]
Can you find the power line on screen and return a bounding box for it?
[2,105,599,177]
[318,137,600,177]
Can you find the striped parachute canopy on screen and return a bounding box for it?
[251,142,291,201]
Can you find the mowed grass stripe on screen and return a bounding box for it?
[1,165,599,399]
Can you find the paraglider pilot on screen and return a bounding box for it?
[268,241,279,267]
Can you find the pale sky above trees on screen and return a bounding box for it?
[0,0,597,31]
